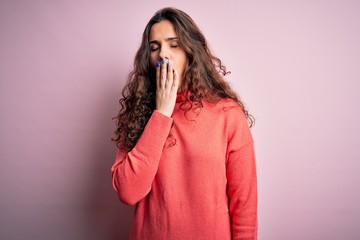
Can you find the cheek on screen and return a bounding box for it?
[179,54,187,72]
[149,55,157,68]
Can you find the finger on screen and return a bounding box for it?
[171,69,179,92]
[155,61,160,90]
[166,60,174,91]
[160,58,167,89]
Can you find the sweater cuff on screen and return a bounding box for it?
[134,110,173,162]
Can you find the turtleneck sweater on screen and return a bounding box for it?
[111,93,258,240]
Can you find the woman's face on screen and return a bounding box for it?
[149,20,187,88]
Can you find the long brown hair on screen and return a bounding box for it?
[112,7,254,150]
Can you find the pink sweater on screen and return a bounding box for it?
[111,94,258,239]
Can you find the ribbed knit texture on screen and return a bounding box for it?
[111,95,258,240]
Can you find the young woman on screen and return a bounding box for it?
[111,7,258,240]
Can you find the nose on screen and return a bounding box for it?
[159,46,169,62]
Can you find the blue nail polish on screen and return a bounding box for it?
[168,60,171,67]
[161,58,165,64]
[156,61,160,68]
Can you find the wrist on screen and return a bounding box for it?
[154,109,172,118]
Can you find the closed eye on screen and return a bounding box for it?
[150,46,178,52]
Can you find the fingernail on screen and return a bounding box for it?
[168,60,171,67]
[161,58,165,64]
[156,61,160,68]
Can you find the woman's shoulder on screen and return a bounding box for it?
[202,97,247,122]
[216,99,253,145]
[205,97,242,113]
[217,97,241,108]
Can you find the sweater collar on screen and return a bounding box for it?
[176,91,188,103]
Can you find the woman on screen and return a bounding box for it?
[111,7,258,240]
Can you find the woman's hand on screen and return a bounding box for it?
[155,58,179,117]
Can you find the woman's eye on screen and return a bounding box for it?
[150,45,177,52]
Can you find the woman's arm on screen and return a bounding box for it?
[227,142,258,240]
[225,107,258,240]
[111,110,173,206]
[112,59,179,206]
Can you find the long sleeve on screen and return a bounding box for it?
[226,107,258,240]
[111,110,173,205]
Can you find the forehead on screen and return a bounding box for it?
[149,20,177,41]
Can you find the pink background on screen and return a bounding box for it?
[1,0,360,239]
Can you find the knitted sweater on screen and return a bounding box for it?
[111,94,258,240]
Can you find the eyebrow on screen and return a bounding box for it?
[149,37,179,45]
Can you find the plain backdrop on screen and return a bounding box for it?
[1,0,360,239]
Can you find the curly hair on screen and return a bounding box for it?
[112,7,255,150]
